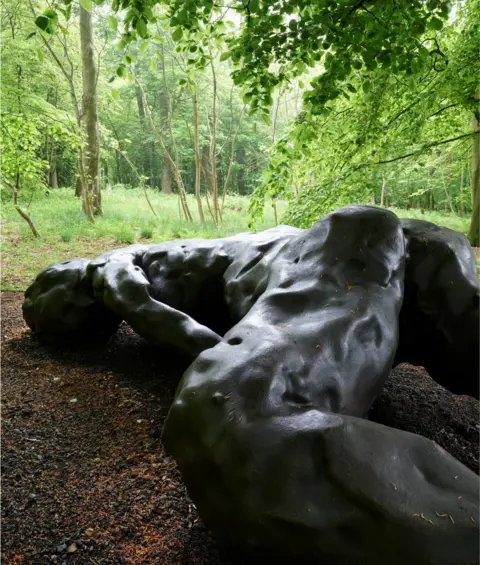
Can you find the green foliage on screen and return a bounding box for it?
[249,0,479,229]
[35,0,454,119]
[5,0,476,245]
[1,3,79,200]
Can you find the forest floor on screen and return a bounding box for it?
[2,291,479,565]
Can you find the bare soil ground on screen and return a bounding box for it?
[2,291,478,565]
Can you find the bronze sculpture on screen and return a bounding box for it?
[22,206,479,564]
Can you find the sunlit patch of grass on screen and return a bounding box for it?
[140,226,154,240]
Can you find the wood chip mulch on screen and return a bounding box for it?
[2,291,478,565]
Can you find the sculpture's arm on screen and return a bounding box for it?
[164,401,479,564]
[94,258,221,358]
[249,410,478,563]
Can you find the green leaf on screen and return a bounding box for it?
[136,18,148,39]
[179,78,187,85]
[155,51,163,61]
[107,76,116,83]
[139,41,149,55]
[26,31,37,40]
[261,113,271,126]
[149,59,157,72]
[116,65,126,77]
[362,81,371,93]
[80,0,93,11]
[219,51,231,62]
[108,16,117,32]
[43,9,58,24]
[35,16,50,31]
[36,48,44,62]
[111,89,120,101]
[177,9,188,24]
[250,0,259,14]
[252,122,257,133]
[428,17,443,31]
[172,27,183,42]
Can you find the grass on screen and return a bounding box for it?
[1,187,285,290]
[1,187,476,290]
[387,207,471,235]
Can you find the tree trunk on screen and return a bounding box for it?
[6,174,40,238]
[442,168,455,214]
[425,188,431,210]
[79,4,101,217]
[161,154,172,194]
[136,86,145,121]
[459,167,465,216]
[236,146,246,194]
[151,144,156,189]
[210,58,220,223]
[192,90,205,223]
[380,177,387,207]
[221,111,245,212]
[202,145,212,194]
[468,110,479,247]
[159,89,172,194]
[48,145,58,189]
[136,85,154,187]
[75,170,83,197]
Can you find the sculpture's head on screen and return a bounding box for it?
[22,259,120,345]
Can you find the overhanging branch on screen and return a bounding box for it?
[375,131,478,165]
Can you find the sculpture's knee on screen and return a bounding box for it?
[23,259,121,345]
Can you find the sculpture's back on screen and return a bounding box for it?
[162,206,479,565]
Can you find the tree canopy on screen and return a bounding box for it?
[1,0,478,244]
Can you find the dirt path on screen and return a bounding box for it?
[2,292,478,564]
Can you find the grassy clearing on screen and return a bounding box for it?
[1,187,285,290]
[387,207,471,234]
[1,188,476,290]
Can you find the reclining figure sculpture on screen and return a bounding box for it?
[23,206,479,565]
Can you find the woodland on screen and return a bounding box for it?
[1,0,479,255]
[1,2,480,564]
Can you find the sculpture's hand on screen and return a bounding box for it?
[93,253,221,358]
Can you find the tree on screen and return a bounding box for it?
[79,3,102,216]
[1,0,78,235]
[99,1,452,120]
[32,0,102,221]
[248,0,479,245]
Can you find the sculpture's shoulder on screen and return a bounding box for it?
[401,218,478,288]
